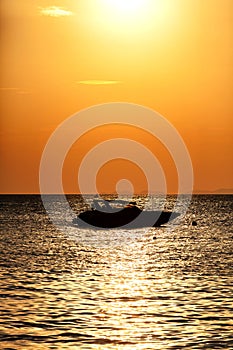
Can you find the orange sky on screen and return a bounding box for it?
[0,0,232,194]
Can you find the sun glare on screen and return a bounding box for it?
[94,0,154,31]
[105,0,146,14]
[81,0,174,40]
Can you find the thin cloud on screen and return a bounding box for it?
[39,6,73,18]
[16,90,31,95]
[0,87,31,95]
[0,87,18,91]
[78,80,122,85]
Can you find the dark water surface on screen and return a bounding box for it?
[0,195,232,349]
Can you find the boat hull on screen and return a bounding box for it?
[73,208,180,229]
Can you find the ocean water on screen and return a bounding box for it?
[0,194,232,350]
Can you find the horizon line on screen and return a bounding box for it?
[1,192,233,195]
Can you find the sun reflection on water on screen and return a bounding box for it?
[0,195,233,349]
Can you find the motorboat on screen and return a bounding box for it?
[73,199,180,229]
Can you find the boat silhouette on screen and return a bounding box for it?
[73,199,180,229]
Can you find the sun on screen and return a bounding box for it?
[105,0,146,14]
[98,0,152,26]
[85,0,172,37]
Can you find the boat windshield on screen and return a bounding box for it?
[92,199,137,212]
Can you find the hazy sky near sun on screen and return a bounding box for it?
[0,0,232,193]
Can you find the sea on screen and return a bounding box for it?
[0,194,232,350]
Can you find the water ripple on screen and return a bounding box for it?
[0,195,233,349]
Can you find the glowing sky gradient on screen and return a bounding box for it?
[0,0,232,193]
